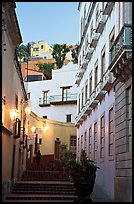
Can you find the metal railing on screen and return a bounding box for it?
[50,93,77,103]
[109,24,132,67]
[39,97,51,105]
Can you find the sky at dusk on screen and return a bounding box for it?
[16,2,80,46]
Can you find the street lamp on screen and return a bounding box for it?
[31,126,36,133]
[9,109,19,120]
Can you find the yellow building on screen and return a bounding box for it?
[31,41,53,59]
[2,2,31,200]
[27,111,77,161]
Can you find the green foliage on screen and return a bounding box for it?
[16,42,33,62]
[37,62,54,79]
[71,45,79,64]
[52,44,70,68]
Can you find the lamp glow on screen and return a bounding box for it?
[9,109,19,120]
[31,126,36,133]
[25,106,31,115]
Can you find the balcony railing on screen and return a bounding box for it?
[96,11,107,34]
[81,58,89,70]
[109,24,132,82]
[95,81,107,101]
[50,94,77,105]
[85,44,94,61]
[90,29,100,48]
[39,97,51,106]
[102,69,115,92]
[78,2,96,55]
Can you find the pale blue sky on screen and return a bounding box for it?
[16,2,79,46]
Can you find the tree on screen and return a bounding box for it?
[15,42,35,62]
[71,45,79,64]
[52,44,70,68]
[37,62,54,79]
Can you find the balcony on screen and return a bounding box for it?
[94,81,107,101]
[81,106,88,120]
[84,99,93,115]
[85,44,94,61]
[102,69,114,92]
[108,25,132,82]
[50,93,77,105]
[78,69,85,79]
[103,2,114,15]
[39,98,51,107]
[90,30,100,48]
[75,77,81,86]
[96,11,107,34]
[89,92,99,109]
[82,58,89,70]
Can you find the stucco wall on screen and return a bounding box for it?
[27,112,77,156]
[27,62,78,123]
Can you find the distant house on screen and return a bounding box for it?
[26,62,78,123]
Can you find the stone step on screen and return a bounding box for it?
[11,190,76,195]
[5,194,78,202]
[21,170,69,181]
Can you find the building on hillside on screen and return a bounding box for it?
[2,2,31,200]
[26,62,78,123]
[27,111,77,161]
[21,59,47,82]
[31,41,53,59]
[76,2,132,202]
[21,57,73,82]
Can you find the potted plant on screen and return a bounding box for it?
[73,149,100,201]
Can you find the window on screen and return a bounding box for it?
[109,27,115,50]
[127,86,132,152]
[94,60,98,89]
[84,4,86,26]
[90,21,93,39]
[15,94,18,109]
[89,74,92,96]
[43,91,49,104]
[85,80,88,102]
[84,131,87,152]
[62,87,70,101]
[78,94,80,113]
[70,135,76,147]
[81,88,84,108]
[96,4,99,26]
[41,45,43,49]
[89,127,92,160]
[81,135,83,150]
[101,46,105,80]
[66,114,71,123]
[94,122,97,162]
[27,75,42,82]
[102,2,104,11]
[82,48,84,61]
[86,34,89,49]
[100,115,105,160]
[109,107,114,158]
[27,92,31,100]
[33,47,39,51]
[42,116,47,119]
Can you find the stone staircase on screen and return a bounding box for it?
[4,156,78,202]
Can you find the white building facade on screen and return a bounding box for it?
[76,2,132,201]
[26,62,78,123]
